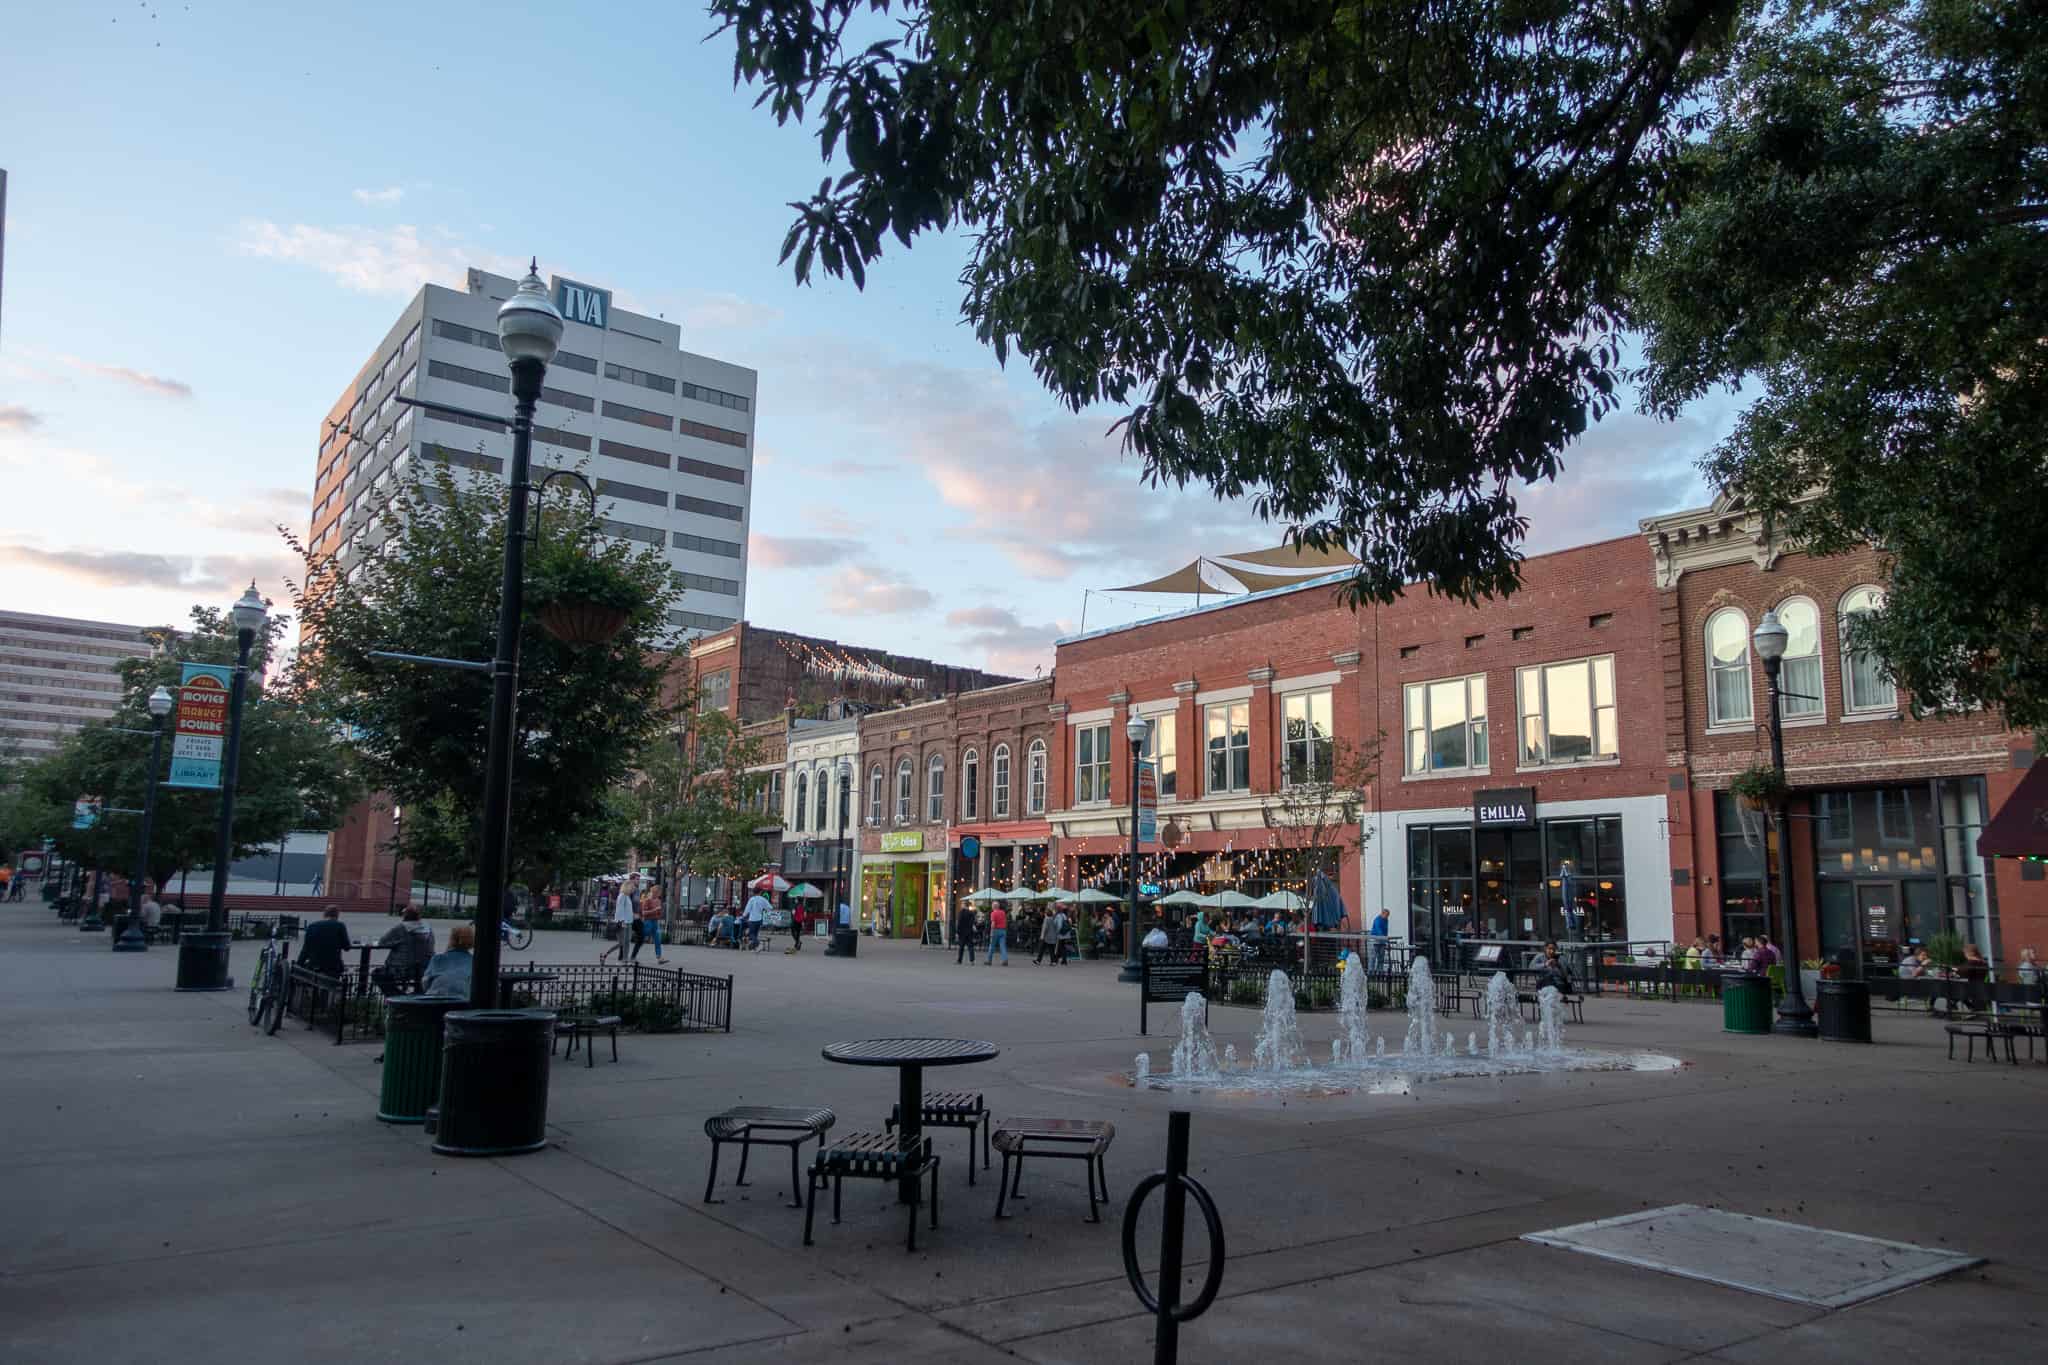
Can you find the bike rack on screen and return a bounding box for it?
[1120,1110,1224,1365]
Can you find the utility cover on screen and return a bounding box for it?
[1522,1205,1982,1308]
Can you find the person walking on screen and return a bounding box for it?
[742,887,769,950]
[632,882,665,962]
[985,902,1009,966]
[1044,905,1071,965]
[954,900,978,964]
[788,897,807,952]
[600,878,638,964]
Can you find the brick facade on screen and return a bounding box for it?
[684,621,1014,724]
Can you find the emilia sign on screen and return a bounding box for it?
[1473,786,1537,828]
[167,661,231,789]
[551,277,611,329]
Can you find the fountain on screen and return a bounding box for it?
[1403,956,1439,1056]
[1222,1043,1238,1069]
[1253,970,1308,1071]
[1537,986,1566,1053]
[1484,972,1518,1057]
[1335,957,1372,1063]
[1467,1032,1478,1057]
[1135,1053,1150,1083]
[1170,993,1220,1079]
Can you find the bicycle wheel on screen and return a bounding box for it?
[263,961,288,1035]
[247,947,271,1025]
[508,921,532,951]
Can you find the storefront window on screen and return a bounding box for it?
[1714,791,1772,951]
[1412,816,1630,956]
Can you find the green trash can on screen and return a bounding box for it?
[1722,972,1773,1034]
[378,996,465,1124]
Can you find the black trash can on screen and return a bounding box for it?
[431,1008,555,1156]
[1815,979,1872,1043]
[829,928,858,957]
[175,931,234,991]
[1722,972,1772,1034]
[379,996,466,1124]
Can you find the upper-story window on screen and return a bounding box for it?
[1705,609,1752,728]
[961,749,979,821]
[927,753,946,823]
[1074,723,1111,804]
[1405,674,1487,775]
[1840,587,1896,712]
[1776,597,1823,719]
[1028,739,1048,814]
[814,765,830,830]
[1205,701,1250,793]
[792,772,808,832]
[895,758,913,823]
[697,669,731,713]
[767,771,784,820]
[992,744,1012,818]
[1518,655,1618,766]
[1282,689,1335,786]
[1141,714,1177,799]
[867,764,883,825]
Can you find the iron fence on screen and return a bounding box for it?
[499,962,732,1033]
[283,964,383,1045]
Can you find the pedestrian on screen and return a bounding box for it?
[1192,907,1210,945]
[632,882,665,963]
[1054,904,1076,964]
[788,897,806,952]
[1034,907,1059,965]
[600,878,637,964]
[1369,907,1389,971]
[2018,945,2040,986]
[743,886,769,950]
[308,868,323,895]
[985,901,1009,966]
[954,900,978,964]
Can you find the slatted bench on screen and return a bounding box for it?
[703,1105,836,1208]
[992,1117,1116,1223]
[805,1131,939,1251]
[1518,992,1586,1024]
[554,1015,624,1068]
[1947,1021,2016,1064]
[885,1089,990,1184]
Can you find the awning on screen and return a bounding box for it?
[1978,761,2048,859]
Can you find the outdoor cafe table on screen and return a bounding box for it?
[348,940,392,991]
[822,1037,1000,1202]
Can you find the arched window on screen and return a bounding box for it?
[792,771,808,832]
[814,765,830,830]
[992,744,1012,819]
[927,753,946,823]
[961,748,979,821]
[895,757,913,823]
[1775,597,1823,719]
[867,764,883,825]
[1027,739,1048,814]
[1839,586,1895,712]
[1706,608,1752,727]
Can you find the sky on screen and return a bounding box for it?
[0,1,1730,677]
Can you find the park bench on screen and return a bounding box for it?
[804,1130,939,1251]
[991,1117,1116,1223]
[1518,990,1586,1025]
[1946,1021,2016,1064]
[886,1089,991,1184]
[553,1014,623,1068]
[702,1105,836,1207]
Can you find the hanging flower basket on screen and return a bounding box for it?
[536,599,631,646]
[1730,761,1789,812]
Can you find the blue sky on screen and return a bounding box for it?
[0,1,1725,675]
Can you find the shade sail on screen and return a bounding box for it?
[1110,560,1236,595]
[1978,761,2048,858]
[1219,542,1359,570]
[1218,564,1347,593]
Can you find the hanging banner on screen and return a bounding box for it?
[1136,759,1158,846]
[167,661,232,789]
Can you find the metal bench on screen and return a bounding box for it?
[1947,1022,2017,1064]
[886,1089,990,1185]
[703,1105,836,1207]
[553,1015,624,1068]
[805,1131,939,1251]
[992,1117,1116,1223]
[1518,992,1586,1024]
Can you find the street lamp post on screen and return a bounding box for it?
[468,264,563,1011]
[176,584,269,990]
[113,686,175,954]
[1752,609,1818,1037]
[386,804,404,917]
[1118,714,1150,983]
[836,757,853,921]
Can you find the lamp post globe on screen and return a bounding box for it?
[1119,715,1151,983]
[148,685,174,719]
[498,261,563,365]
[1752,609,1788,663]
[176,583,269,990]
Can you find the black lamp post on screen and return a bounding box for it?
[113,686,174,954]
[468,265,563,1011]
[1118,714,1150,983]
[1752,609,1818,1037]
[836,756,853,920]
[176,584,268,990]
[386,804,404,917]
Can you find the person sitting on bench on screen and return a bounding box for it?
[1533,941,1575,996]
[421,924,474,998]
[298,905,351,976]
[373,907,434,994]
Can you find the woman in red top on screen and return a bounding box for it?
[985,904,1010,966]
[788,898,807,952]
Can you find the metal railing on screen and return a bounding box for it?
[499,963,732,1033]
[284,964,383,1045]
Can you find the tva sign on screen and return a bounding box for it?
[551,277,610,329]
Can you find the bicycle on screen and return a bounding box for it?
[247,923,292,1034]
[502,912,532,952]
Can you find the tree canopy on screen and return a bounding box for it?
[711,0,2046,723]
[285,463,682,889]
[626,709,778,889]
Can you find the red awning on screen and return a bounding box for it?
[1978,761,2048,858]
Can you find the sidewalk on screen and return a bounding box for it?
[2,911,2043,1362]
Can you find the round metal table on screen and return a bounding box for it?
[823,1037,999,1202]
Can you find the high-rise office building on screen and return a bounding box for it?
[307,267,754,639]
[0,610,161,757]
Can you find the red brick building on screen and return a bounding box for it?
[1644,495,2041,970]
[684,621,1013,723]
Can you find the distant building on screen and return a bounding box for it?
[0,610,162,758]
[682,621,1015,724]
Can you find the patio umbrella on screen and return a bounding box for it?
[1213,889,1260,909]
[788,882,824,900]
[964,887,1006,903]
[1034,886,1077,901]
[1256,889,1307,911]
[1072,888,1123,904]
[1156,890,1211,907]
[999,886,1041,900]
[747,873,791,893]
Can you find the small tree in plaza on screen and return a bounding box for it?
[1267,734,1378,926]
[284,463,681,893]
[671,709,779,888]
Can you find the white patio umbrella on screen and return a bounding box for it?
[999,886,1041,900]
[788,882,825,900]
[964,887,1006,903]
[1156,889,1211,907]
[1213,889,1260,909]
[747,873,792,893]
[1255,889,1307,911]
[1072,888,1123,904]
[1034,886,1078,901]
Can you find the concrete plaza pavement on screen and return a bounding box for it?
[3,909,2045,1363]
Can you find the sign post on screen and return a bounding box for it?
[167,662,230,789]
[1139,946,1208,1036]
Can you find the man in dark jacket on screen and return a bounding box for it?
[954,902,978,964]
[373,907,435,993]
[298,905,351,976]
[1534,941,1576,996]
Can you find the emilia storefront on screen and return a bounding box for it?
[859,831,949,939]
[1371,787,1674,961]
